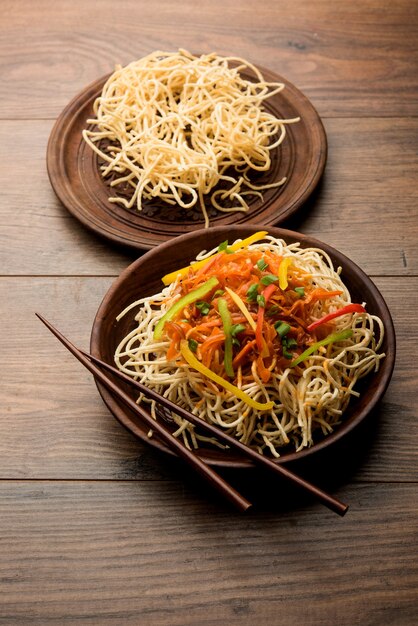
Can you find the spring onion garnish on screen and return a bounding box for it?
[274,321,292,358]
[256,283,277,357]
[260,274,279,286]
[231,323,246,347]
[266,304,280,317]
[218,240,234,254]
[257,258,268,271]
[196,301,211,316]
[294,287,305,298]
[188,338,198,353]
[247,283,259,302]
[281,334,297,360]
[275,321,291,338]
[231,323,246,337]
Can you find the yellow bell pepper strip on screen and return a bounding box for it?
[228,230,269,250]
[217,298,234,378]
[225,287,256,330]
[306,303,366,332]
[161,230,269,285]
[290,329,353,367]
[256,283,277,357]
[278,257,292,290]
[180,340,274,411]
[154,276,219,340]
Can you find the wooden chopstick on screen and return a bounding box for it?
[36,313,348,516]
[84,350,348,517]
[36,313,252,512]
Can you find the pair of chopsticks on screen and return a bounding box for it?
[36,313,348,516]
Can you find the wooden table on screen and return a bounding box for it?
[1,1,417,623]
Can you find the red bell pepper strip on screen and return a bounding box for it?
[307,303,366,332]
[256,283,277,357]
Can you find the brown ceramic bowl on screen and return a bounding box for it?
[90,226,396,468]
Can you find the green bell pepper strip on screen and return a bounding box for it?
[154,276,219,340]
[290,329,353,367]
[218,297,234,378]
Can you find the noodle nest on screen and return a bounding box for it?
[82,49,299,227]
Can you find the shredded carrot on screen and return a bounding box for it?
[306,288,343,303]
[233,339,256,368]
[156,240,350,393]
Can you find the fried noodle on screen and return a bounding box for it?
[82,50,299,227]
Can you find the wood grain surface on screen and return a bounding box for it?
[0,1,417,624]
[0,481,416,625]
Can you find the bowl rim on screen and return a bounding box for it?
[90,225,396,468]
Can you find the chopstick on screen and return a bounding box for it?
[36,313,251,512]
[36,313,349,516]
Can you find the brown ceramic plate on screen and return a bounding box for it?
[47,63,327,251]
[90,226,395,468]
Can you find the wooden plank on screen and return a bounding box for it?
[287,117,418,274]
[0,276,414,484]
[0,480,416,625]
[1,0,417,118]
[0,119,131,277]
[0,117,417,276]
[0,276,156,480]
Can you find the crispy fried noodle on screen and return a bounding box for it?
[114,234,385,457]
[82,50,299,227]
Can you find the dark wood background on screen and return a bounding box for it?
[1,1,417,623]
